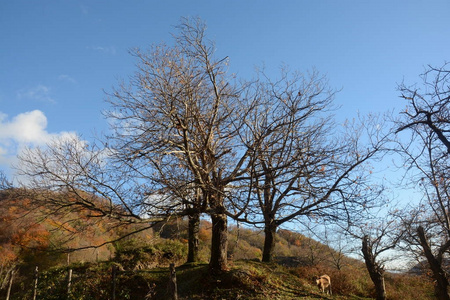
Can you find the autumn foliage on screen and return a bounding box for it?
[0,189,121,284]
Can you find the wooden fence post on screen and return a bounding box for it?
[168,263,178,300]
[67,268,72,299]
[6,269,14,300]
[33,266,39,300]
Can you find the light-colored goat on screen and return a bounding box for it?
[316,274,332,295]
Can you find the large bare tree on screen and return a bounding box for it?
[396,63,450,300]
[235,68,391,262]
[104,18,254,273]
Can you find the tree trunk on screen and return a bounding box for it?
[187,212,200,263]
[209,212,228,274]
[362,235,386,300]
[417,226,450,300]
[372,275,386,300]
[262,221,277,262]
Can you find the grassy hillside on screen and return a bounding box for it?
[4,256,434,300]
[0,192,435,299]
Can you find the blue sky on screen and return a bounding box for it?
[1,1,449,177]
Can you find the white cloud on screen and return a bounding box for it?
[0,110,76,177]
[0,110,53,144]
[17,85,55,103]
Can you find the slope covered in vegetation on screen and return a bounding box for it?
[0,192,435,299]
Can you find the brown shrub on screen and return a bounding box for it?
[328,268,372,297]
[385,273,434,300]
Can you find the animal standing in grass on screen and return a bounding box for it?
[316,275,332,295]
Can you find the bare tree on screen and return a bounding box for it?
[396,63,450,300]
[0,171,12,190]
[338,205,403,300]
[16,135,166,239]
[237,71,391,262]
[360,217,403,300]
[397,63,450,153]
[316,225,354,271]
[15,18,252,273]
[361,235,387,300]
[104,17,254,273]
